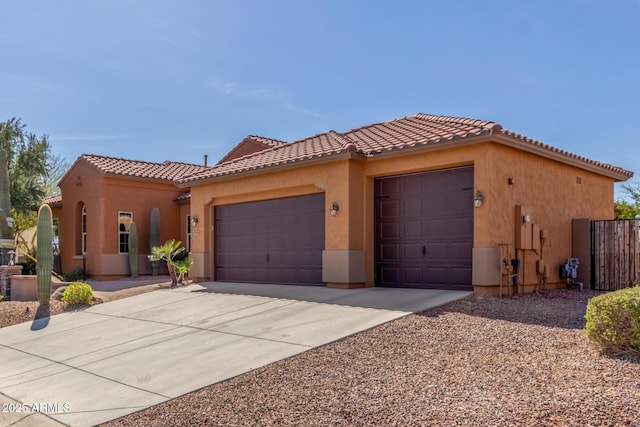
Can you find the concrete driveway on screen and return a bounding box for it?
[0,282,471,427]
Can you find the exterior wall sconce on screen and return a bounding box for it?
[191,216,199,226]
[522,214,531,223]
[473,191,483,208]
[330,202,339,217]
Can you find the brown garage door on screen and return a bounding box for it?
[375,167,474,291]
[214,193,325,285]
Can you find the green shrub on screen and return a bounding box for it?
[63,267,86,282]
[585,286,640,357]
[62,281,94,305]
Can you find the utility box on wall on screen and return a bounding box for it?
[515,205,533,250]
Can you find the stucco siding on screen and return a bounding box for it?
[187,138,619,293]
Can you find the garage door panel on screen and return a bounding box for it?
[381,244,399,261]
[424,219,447,238]
[376,167,473,290]
[380,200,399,218]
[403,244,423,260]
[379,178,399,196]
[425,267,447,285]
[403,268,422,284]
[214,193,325,286]
[381,223,399,239]
[425,242,448,258]
[380,266,399,285]
[403,221,421,238]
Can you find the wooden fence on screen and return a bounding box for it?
[591,220,640,291]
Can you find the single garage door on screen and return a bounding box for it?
[214,193,325,285]
[375,167,474,291]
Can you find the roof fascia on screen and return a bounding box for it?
[178,151,364,188]
[490,134,632,182]
[365,134,632,182]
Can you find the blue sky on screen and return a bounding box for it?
[1,1,639,194]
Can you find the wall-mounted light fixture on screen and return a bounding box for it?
[522,214,531,223]
[473,191,483,208]
[330,202,339,217]
[191,216,199,226]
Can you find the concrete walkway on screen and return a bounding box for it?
[0,282,471,427]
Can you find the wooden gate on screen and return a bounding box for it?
[591,220,640,290]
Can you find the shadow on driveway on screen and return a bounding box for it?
[191,281,472,313]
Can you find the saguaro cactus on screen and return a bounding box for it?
[149,208,160,275]
[36,204,53,305]
[128,222,139,278]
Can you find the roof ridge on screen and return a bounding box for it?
[82,153,206,169]
[246,135,289,146]
[413,113,499,130]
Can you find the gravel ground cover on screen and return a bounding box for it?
[97,289,640,427]
[3,288,639,426]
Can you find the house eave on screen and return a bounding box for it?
[490,134,633,182]
[365,134,632,182]
[177,151,364,187]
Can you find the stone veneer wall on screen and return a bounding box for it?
[0,265,24,298]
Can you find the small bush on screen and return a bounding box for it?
[62,281,94,305]
[585,286,640,357]
[63,267,86,282]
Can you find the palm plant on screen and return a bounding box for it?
[148,240,192,286]
[174,257,194,284]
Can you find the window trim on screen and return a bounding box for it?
[118,211,133,254]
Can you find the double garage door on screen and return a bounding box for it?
[375,167,474,291]
[213,167,472,290]
[214,193,325,285]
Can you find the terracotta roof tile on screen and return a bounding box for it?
[174,193,191,202]
[80,154,209,181]
[180,131,346,182]
[176,113,632,184]
[43,194,62,206]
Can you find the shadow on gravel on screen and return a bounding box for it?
[417,289,604,330]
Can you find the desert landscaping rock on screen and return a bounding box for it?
[2,287,638,426]
[94,289,640,427]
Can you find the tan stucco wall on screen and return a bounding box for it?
[56,161,189,279]
[472,143,614,292]
[187,139,619,293]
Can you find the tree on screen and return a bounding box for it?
[615,181,640,219]
[0,118,69,238]
[43,153,71,198]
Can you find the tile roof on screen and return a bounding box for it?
[245,135,288,148]
[79,154,210,181]
[176,113,632,184]
[216,135,288,165]
[43,194,62,206]
[180,131,349,183]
